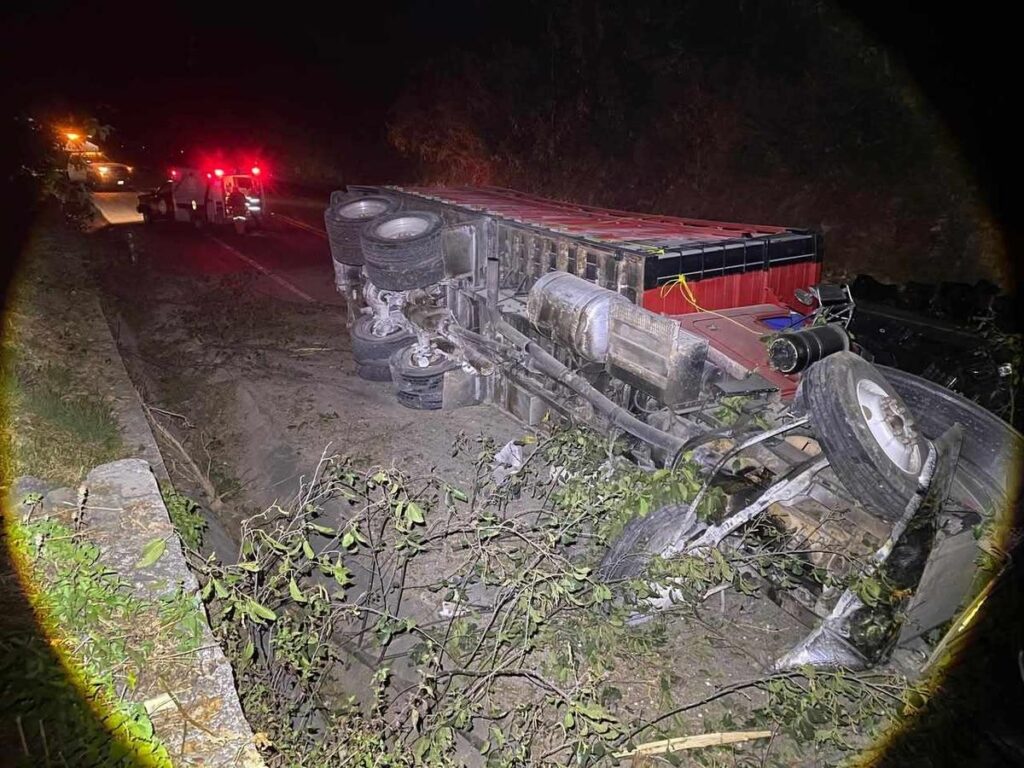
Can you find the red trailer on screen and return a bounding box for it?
[397,185,821,314]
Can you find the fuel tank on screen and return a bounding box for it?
[526,271,629,362]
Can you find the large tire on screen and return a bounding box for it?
[324,194,400,266]
[352,315,415,370]
[355,362,394,382]
[598,502,697,582]
[879,365,1023,515]
[388,344,456,410]
[802,351,928,521]
[360,211,445,291]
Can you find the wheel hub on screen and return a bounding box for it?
[377,216,430,240]
[339,198,388,220]
[856,378,922,474]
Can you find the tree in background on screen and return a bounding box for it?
[387,0,1006,290]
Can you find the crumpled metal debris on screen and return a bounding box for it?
[776,424,963,671]
[492,440,526,486]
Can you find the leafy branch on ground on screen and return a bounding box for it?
[191,426,919,766]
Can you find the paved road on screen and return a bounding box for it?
[91,187,341,306]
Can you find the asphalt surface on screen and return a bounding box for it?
[92,188,342,306]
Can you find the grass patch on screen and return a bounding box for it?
[0,507,205,766]
[1,356,122,485]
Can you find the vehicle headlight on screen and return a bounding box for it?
[97,166,110,175]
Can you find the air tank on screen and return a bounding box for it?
[768,324,850,374]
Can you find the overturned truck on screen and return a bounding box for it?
[324,185,1022,670]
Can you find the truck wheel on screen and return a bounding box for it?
[355,362,394,382]
[880,365,1022,515]
[361,211,446,291]
[598,502,698,581]
[802,351,927,521]
[351,316,414,381]
[389,344,456,410]
[324,193,400,266]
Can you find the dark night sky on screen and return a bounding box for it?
[3,2,496,131]
[2,2,1009,161]
[2,1,1017,263]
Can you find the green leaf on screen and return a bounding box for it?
[213,578,229,599]
[136,538,166,568]
[575,702,617,723]
[332,563,352,587]
[289,578,307,603]
[241,640,255,662]
[248,600,277,622]
[593,583,612,603]
[307,522,335,535]
[341,530,355,549]
[237,560,262,572]
[412,735,430,761]
[405,501,425,526]
[301,539,315,559]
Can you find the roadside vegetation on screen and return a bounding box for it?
[1,220,123,486]
[191,427,923,766]
[1,505,203,767]
[1,206,200,766]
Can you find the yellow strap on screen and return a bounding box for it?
[658,274,760,336]
[658,273,702,312]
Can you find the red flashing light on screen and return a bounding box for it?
[170,169,178,178]
[251,166,261,176]
[213,168,225,178]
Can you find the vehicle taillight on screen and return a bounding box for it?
[170,169,178,178]
[213,168,225,178]
[251,166,261,176]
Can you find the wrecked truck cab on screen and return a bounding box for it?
[327,185,1021,671]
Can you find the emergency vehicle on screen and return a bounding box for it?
[137,164,266,233]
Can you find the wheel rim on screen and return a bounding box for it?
[856,378,922,474]
[368,318,405,338]
[339,198,389,220]
[376,216,430,240]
